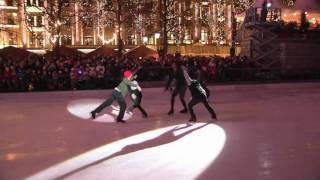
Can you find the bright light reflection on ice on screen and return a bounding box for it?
[26,123,226,180]
[67,99,133,122]
[67,99,103,119]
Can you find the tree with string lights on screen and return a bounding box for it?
[229,0,254,14]
[174,0,193,45]
[158,0,179,56]
[142,2,158,41]
[23,0,82,49]
[96,0,141,55]
[227,0,254,55]
[126,1,157,46]
[215,0,227,44]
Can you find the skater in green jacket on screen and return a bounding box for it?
[91,70,134,123]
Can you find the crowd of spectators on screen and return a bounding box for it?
[0,52,259,92]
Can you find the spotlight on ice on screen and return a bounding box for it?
[67,99,133,123]
[26,123,226,180]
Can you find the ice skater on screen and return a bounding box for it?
[182,66,217,122]
[165,60,188,115]
[127,75,148,118]
[197,65,211,99]
[90,70,134,123]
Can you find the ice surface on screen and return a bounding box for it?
[1,82,320,180]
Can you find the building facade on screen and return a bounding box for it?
[1,0,318,50]
[0,0,21,47]
[0,0,239,49]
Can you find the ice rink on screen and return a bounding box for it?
[1,82,320,180]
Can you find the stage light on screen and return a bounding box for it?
[267,2,272,8]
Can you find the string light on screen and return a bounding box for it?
[216,0,226,44]
[98,33,116,45]
[50,35,59,44]
[232,0,254,14]
[21,0,257,48]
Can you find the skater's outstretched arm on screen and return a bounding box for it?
[182,66,192,86]
[130,66,142,81]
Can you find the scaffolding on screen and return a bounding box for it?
[240,7,282,71]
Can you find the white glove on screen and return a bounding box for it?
[131,94,136,99]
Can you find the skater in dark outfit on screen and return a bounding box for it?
[90,70,134,123]
[187,59,210,98]
[197,65,211,99]
[165,60,188,115]
[127,75,148,118]
[182,66,217,122]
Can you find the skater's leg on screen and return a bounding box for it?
[91,92,116,119]
[137,105,148,117]
[115,94,127,123]
[127,99,137,112]
[168,88,179,114]
[136,92,148,117]
[202,100,217,120]
[128,91,141,112]
[93,93,115,113]
[188,98,200,122]
[179,86,188,112]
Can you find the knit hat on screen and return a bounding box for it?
[123,70,133,78]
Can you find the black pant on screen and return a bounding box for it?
[128,91,148,117]
[188,97,216,120]
[170,85,187,111]
[93,90,126,121]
